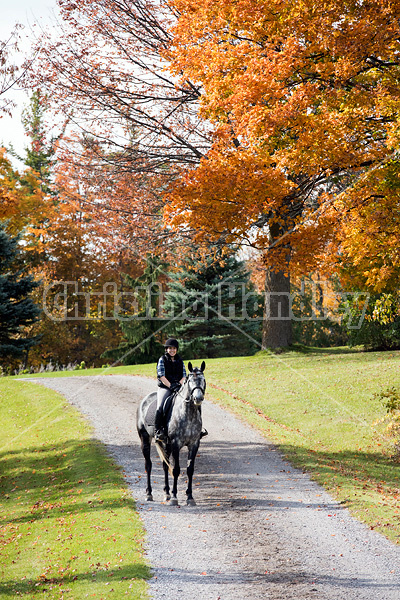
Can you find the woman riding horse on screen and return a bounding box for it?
[154,338,186,443]
[137,360,207,504]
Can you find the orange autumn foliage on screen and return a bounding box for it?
[26,0,400,299]
[0,149,47,233]
[53,137,170,263]
[332,159,400,292]
[164,0,400,284]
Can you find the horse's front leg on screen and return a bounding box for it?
[170,444,181,506]
[162,446,171,502]
[186,441,200,506]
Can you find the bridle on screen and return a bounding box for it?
[183,372,206,402]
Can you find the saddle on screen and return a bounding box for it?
[144,393,208,439]
[144,394,175,429]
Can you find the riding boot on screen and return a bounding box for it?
[197,405,208,438]
[154,407,166,443]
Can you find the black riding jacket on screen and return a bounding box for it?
[157,353,186,388]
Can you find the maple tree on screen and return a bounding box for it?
[0,92,60,251]
[0,98,162,367]
[333,157,400,294]
[26,146,132,367]
[163,0,400,346]
[31,0,208,175]
[56,135,172,259]
[28,0,214,268]
[30,0,400,348]
[0,149,44,236]
[0,96,125,367]
[29,0,275,343]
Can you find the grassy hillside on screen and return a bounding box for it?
[0,379,150,599]
[125,348,400,543]
[14,347,400,543]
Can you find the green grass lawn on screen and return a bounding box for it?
[201,348,400,543]
[13,347,400,544]
[0,379,150,599]
[122,347,400,543]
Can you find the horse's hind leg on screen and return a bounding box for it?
[170,444,181,506]
[186,442,200,506]
[162,456,171,502]
[139,429,153,501]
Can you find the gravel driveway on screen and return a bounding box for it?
[30,374,400,600]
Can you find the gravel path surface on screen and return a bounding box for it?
[29,374,400,600]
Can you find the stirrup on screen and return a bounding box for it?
[200,428,208,439]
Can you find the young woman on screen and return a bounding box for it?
[154,338,186,442]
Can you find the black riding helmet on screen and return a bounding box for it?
[164,338,179,350]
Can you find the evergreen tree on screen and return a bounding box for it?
[164,249,262,359]
[21,90,58,194]
[6,91,59,266]
[102,257,166,365]
[291,276,347,348]
[0,224,41,364]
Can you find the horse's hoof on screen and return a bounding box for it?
[164,494,171,502]
[146,494,154,502]
[169,498,179,506]
[187,498,196,506]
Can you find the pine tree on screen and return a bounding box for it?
[21,90,58,195]
[164,249,262,359]
[5,91,59,265]
[0,224,41,364]
[102,257,166,365]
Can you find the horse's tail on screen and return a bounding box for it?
[155,440,173,476]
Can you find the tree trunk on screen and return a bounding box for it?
[262,267,292,349]
[23,347,30,371]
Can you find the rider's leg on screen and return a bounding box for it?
[155,387,171,442]
[197,405,208,438]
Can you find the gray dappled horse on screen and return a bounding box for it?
[136,361,206,506]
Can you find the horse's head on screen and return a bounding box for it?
[186,361,206,406]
